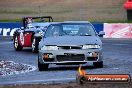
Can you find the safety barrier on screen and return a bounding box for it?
[0,22,132,38]
[0,22,22,36]
[104,23,132,38]
[0,22,103,36]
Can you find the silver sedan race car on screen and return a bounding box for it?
[38,21,105,71]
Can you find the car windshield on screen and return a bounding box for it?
[27,23,49,29]
[31,23,49,28]
[45,23,96,37]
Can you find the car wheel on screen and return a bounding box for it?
[14,36,23,51]
[93,61,103,68]
[32,38,39,53]
[38,59,49,71]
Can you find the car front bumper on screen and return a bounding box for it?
[38,49,103,65]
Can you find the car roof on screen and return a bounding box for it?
[63,21,91,23]
[48,21,91,25]
[31,22,50,26]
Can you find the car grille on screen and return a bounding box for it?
[58,46,82,50]
[56,54,85,62]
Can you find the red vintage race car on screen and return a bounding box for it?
[13,16,53,53]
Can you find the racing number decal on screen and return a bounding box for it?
[20,32,24,45]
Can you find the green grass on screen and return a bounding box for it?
[0,19,21,22]
[0,9,37,14]
[0,0,129,22]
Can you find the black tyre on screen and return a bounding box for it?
[93,61,103,68]
[14,36,23,51]
[32,38,39,53]
[38,58,49,71]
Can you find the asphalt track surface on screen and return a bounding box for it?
[0,36,132,85]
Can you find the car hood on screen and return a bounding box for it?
[42,36,102,46]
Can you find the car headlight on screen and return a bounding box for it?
[41,46,58,50]
[82,44,100,49]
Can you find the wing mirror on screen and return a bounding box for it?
[98,31,105,37]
